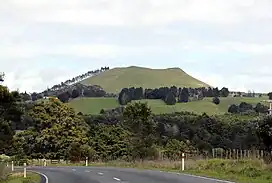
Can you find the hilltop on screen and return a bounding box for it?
[80,66,209,93]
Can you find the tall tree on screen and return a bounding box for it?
[28,98,89,159]
[178,87,189,103]
[257,116,272,163]
[122,102,156,160]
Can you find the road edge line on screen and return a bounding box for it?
[27,170,49,183]
[180,173,235,183]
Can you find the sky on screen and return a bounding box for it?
[1,0,272,93]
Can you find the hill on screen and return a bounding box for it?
[80,66,209,93]
[68,96,269,115]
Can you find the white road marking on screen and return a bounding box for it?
[98,172,103,175]
[180,173,235,183]
[113,177,121,181]
[27,170,49,183]
[85,170,90,172]
[72,169,76,171]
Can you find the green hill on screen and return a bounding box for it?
[80,66,209,93]
[69,96,269,115]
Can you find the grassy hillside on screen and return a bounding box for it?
[69,96,269,115]
[80,66,209,93]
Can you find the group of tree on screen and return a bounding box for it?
[47,66,110,92]
[19,83,114,103]
[0,82,25,154]
[118,86,229,105]
[16,66,111,102]
[2,87,272,163]
[228,102,269,114]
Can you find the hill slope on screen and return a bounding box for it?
[80,66,209,93]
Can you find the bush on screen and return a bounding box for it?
[212,97,220,105]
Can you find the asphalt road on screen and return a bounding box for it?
[27,166,234,183]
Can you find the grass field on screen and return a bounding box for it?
[80,66,209,93]
[69,96,269,115]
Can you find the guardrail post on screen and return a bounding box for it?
[11,161,14,171]
[44,159,47,166]
[85,157,88,166]
[23,163,26,178]
[181,153,185,171]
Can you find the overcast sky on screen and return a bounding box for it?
[1,0,272,93]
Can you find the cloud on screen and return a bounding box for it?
[1,0,272,92]
[4,0,272,26]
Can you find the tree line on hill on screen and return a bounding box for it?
[17,83,116,103]
[2,82,272,163]
[118,86,230,105]
[47,66,109,92]
[13,67,111,102]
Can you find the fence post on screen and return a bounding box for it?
[11,161,14,171]
[212,149,215,159]
[85,157,88,167]
[181,153,185,171]
[23,163,26,178]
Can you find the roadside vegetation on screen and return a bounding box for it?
[0,163,40,183]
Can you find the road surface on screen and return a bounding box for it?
[27,166,234,183]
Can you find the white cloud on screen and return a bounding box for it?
[202,42,272,54]
[1,0,272,92]
[3,0,272,26]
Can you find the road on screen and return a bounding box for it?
[26,166,234,183]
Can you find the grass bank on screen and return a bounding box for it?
[0,163,40,183]
[2,172,41,183]
[88,159,272,183]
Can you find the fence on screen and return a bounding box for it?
[159,148,270,161]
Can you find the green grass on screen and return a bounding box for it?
[1,172,40,183]
[69,96,269,115]
[80,66,209,93]
[69,97,119,114]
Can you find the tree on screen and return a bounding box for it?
[57,92,70,103]
[66,142,82,162]
[220,87,229,97]
[0,85,23,129]
[71,89,80,98]
[164,92,176,105]
[228,104,239,113]
[0,119,14,154]
[255,103,268,114]
[123,102,156,160]
[28,98,89,159]
[178,88,189,103]
[268,92,272,100]
[118,88,131,105]
[165,139,191,160]
[0,72,4,82]
[212,97,220,105]
[257,116,272,163]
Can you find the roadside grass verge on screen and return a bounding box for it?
[88,159,272,183]
[0,163,40,183]
[1,172,41,183]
